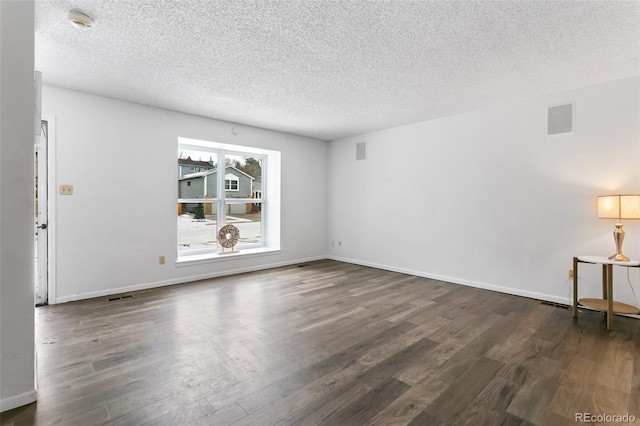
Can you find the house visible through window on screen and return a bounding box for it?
[177,137,280,260]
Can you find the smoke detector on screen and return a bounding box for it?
[68,11,94,29]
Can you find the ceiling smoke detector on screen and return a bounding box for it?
[68,11,94,29]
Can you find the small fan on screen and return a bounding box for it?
[218,224,239,253]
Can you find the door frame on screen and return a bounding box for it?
[35,120,48,305]
[40,116,56,304]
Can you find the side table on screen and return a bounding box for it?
[573,256,640,330]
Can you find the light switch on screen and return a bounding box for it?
[60,185,73,195]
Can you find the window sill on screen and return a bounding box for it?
[176,246,281,267]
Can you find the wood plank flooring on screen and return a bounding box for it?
[1,260,639,425]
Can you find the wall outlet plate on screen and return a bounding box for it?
[60,184,73,195]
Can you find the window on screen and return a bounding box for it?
[225,175,239,191]
[177,137,281,261]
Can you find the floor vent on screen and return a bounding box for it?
[541,301,570,309]
[107,294,135,302]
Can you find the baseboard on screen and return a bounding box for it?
[52,255,327,304]
[327,255,574,306]
[51,253,639,319]
[0,389,37,413]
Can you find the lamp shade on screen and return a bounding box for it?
[597,195,640,219]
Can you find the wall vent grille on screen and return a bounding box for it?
[547,103,574,135]
[356,142,366,160]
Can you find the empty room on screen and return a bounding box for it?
[1,1,639,425]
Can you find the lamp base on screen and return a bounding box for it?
[608,253,630,262]
[609,222,630,262]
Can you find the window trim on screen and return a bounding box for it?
[176,246,282,266]
[177,137,277,262]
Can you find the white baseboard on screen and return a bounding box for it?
[51,252,639,321]
[327,255,573,306]
[0,389,37,413]
[52,255,326,304]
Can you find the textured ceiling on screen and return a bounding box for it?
[35,1,640,141]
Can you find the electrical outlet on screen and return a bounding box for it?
[159,256,166,265]
[60,184,73,195]
[338,241,342,247]
[568,268,574,278]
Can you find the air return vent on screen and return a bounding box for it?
[547,103,574,136]
[356,142,366,160]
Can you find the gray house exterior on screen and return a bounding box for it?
[178,166,255,214]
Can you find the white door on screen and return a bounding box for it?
[35,120,48,306]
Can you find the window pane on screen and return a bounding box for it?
[226,202,261,246]
[178,149,217,197]
[224,154,262,199]
[224,179,239,191]
[178,202,218,251]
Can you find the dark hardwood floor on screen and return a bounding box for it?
[1,260,639,425]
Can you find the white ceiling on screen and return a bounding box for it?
[35,1,640,141]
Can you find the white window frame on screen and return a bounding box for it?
[177,137,280,263]
[225,174,239,191]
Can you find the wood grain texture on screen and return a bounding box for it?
[1,259,639,426]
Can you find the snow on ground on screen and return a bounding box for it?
[177,214,261,251]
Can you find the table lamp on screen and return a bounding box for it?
[597,194,640,261]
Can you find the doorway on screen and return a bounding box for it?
[35,119,48,306]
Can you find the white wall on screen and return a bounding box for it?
[42,86,327,303]
[38,77,640,308]
[328,76,640,306]
[0,0,37,412]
